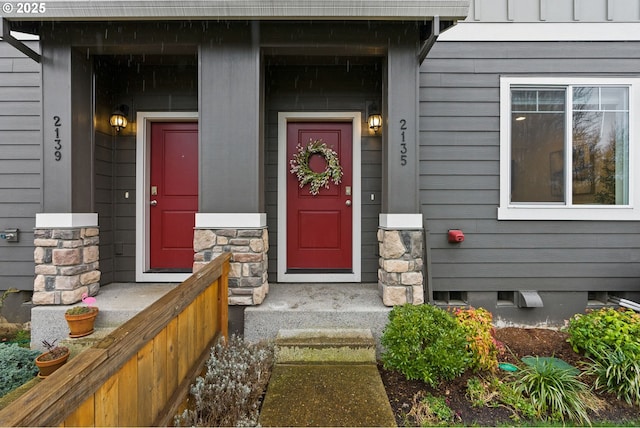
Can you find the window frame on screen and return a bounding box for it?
[499,76,640,221]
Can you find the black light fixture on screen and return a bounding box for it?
[109,104,129,132]
[367,102,382,133]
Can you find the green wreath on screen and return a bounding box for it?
[289,139,343,195]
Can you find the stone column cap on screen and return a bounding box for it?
[379,213,423,229]
[36,213,98,228]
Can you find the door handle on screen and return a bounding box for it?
[150,200,158,206]
[345,200,351,206]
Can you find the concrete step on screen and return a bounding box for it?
[275,328,376,364]
[60,327,114,357]
[244,283,391,357]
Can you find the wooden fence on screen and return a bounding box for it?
[0,253,230,427]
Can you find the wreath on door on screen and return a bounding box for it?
[289,139,343,195]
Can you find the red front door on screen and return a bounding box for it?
[286,122,353,271]
[150,122,198,271]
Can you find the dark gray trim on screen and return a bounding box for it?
[0,19,40,62]
[41,42,72,212]
[2,1,469,21]
[199,31,261,213]
[384,32,420,213]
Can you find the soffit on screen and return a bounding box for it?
[2,0,469,21]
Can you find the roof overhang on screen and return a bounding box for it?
[1,0,469,21]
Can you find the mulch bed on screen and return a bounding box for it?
[379,327,639,426]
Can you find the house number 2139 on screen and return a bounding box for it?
[399,119,408,166]
[53,116,62,161]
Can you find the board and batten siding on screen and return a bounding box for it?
[94,130,114,285]
[468,0,640,23]
[420,40,640,295]
[264,63,382,282]
[0,41,41,290]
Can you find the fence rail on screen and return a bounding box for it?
[0,252,230,427]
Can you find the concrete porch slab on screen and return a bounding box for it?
[30,282,176,351]
[244,283,392,355]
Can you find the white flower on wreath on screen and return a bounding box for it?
[289,139,343,195]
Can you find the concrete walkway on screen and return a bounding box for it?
[260,364,396,427]
[258,329,397,427]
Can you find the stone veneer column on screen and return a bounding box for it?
[32,213,100,305]
[192,213,269,305]
[378,214,424,306]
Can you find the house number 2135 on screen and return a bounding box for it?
[53,116,62,161]
[399,119,408,166]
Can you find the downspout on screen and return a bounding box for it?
[422,225,434,304]
[418,16,440,65]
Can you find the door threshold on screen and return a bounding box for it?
[286,269,353,274]
[146,268,191,273]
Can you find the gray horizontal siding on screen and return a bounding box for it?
[421,39,640,295]
[0,144,40,159]
[427,219,640,234]
[432,248,640,264]
[0,40,41,291]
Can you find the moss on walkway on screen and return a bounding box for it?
[259,363,396,427]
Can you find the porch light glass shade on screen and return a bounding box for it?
[368,114,382,132]
[109,112,128,131]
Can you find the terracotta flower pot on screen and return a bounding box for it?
[65,307,99,338]
[35,349,70,378]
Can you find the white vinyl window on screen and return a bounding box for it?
[499,77,640,220]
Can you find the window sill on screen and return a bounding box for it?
[497,206,640,221]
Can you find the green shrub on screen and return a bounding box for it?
[568,307,640,409]
[567,307,640,358]
[585,347,640,406]
[0,343,40,396]
[381,304,471,386]
[452,307,503,372]
[174,334,274,427]
[515,357,601,425]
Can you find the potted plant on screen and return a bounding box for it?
[64,293,99,338]
[35,339,70,378]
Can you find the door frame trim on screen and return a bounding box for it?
[277,111,362,282]
[135,111,198,282]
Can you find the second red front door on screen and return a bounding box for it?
[286,122,353,271]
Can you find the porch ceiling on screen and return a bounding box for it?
[3,1,469,21]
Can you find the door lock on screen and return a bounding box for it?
[150,200,158,206]
[345,200,351,206]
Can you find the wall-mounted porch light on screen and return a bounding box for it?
[367,102,382,134]
[109,105,129,132]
